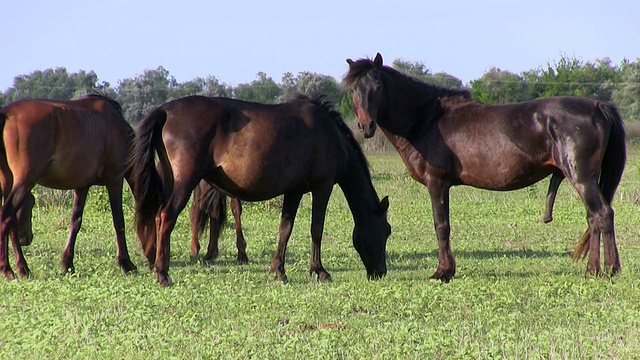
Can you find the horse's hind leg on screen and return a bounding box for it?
[543,171,565,223]
[270,192,303,284]
[106,181,137,274]
[230,198,248,264]
[155,181,197,287]
[572,179,618,276]
[0,185,32,279]
[61,186,89,276]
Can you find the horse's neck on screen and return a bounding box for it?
[337,157,378,225]
[379,127,432,186]
[382,78,433,137]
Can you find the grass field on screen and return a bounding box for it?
[1,145,640,359]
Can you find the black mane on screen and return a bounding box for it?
[85,90,125,117]
[300,93,370,169]
[293,93,377,200]
[344,57,472,101]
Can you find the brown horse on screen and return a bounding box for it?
[190,180,248,264]
[345,53,626,281]
[129,94,390,287]
[0,94,138,279]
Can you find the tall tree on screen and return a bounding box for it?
[392,59,462,88]
[279,71,342,104]
[2,68,100,103]
[234,72,281,104]
[527,55,620,101]
[116,66,175,123]
[392,59,431,79]
[611,59,640,122]
[200,76,233,97]
[470,68,531,104]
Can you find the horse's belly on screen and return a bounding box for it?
[208,164,315,201]
[460,164,554,191]
[38,161,101,190]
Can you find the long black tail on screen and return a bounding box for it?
[193,182,227,236]
[597,103,626,204]
[574,102,626,260]
[128,106,172,261]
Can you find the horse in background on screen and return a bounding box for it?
[129,94,390,287]
[345,53,625,281]
[190,180,248,264]
[0,93,138,279]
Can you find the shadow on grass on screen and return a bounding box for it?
[387,249,573,277]
[391,247,567,260]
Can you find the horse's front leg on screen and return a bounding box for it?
[106,182,137,274]
[427,181,455,282]
[61,186,90,276]
[270,192,303,284]
[309,186,333,282]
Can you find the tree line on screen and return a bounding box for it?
[1,54,638,123]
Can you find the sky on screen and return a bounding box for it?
[1,0,639,92]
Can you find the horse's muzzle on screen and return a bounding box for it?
[357,121,377,138]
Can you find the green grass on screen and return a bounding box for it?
[2,147,640,359]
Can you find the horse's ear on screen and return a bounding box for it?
[346,58,354,66]
[380,196,389,212]
[373,53,383,69]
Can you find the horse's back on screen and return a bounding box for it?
[160,96,345,200]
[1,97,132,189]
[435,96,610,190]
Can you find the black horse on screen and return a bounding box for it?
[345,53,625,281]
[129,95,390,286]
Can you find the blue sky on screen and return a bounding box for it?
[1,0,638,91]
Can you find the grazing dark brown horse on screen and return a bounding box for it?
[0,94,138,279]
[345,53,626,281]
[190,180,248,264]
[129,94,390,287]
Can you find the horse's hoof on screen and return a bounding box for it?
[237,254,249,265]
[429,271,454,283]
[17,266,30,279]
[157,274,173,287]
[61,266,75,277]
[190,247,200,258]
[604,264,621,277]
[3,269,16,280]
[119,259,138,274]
[318,274,333,283]
[274,273,288,284]
[585,270,604,278]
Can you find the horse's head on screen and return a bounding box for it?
[346,52,386,138]
[17,192,35,246]
[353,195,390,279]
